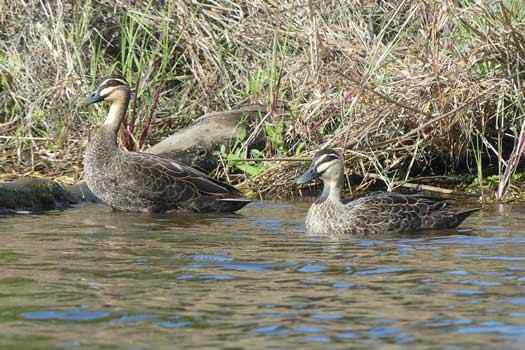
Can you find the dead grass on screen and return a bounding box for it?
[1,0,524,200]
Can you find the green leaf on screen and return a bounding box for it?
[236,162,265,177]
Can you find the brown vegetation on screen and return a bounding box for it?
[1,1,524,200]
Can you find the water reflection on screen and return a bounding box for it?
[0,202,524,348]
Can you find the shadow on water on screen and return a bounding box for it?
[1,201,525,349]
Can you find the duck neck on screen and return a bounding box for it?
[103,96,130,135]
[318,176,343,204]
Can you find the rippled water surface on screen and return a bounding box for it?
[1,202,525,349]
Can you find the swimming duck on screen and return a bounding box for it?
[83,77,250,213]
[296,148,479,236]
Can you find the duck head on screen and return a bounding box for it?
[296,148,344,185]
[84,77,130,106]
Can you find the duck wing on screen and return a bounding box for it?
[134,151,241,195]
[344,192,477,234]
[118,151,248,212]
[151,154,251,212]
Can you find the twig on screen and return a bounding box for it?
[372,82,503,148]
[0,136,52,140]
[242,111,272,150]
[228,157,309,162]
[343,73,502,149]
[127,77,141,150]
[365,173,480,198]
[345,74,433,120]
[496,110,525,201]
[138,87,161,150]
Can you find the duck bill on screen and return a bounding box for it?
[83,92,104,106]
[296,166,319,185]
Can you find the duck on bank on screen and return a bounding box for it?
[296,148,479,236]
[83,77,250,213]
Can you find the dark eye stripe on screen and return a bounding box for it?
[316,154,338,165]
[323,154,338,162]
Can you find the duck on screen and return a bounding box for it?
[83,76,250,213]
[296,148,479,236]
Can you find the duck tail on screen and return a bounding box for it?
[426,207,480,229]
[210,198,252,213]
[187,197,251,213]
[454,208,481,226]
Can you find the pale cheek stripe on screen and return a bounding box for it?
[316,160,336,173]
[99,87,117,96]
[316,154,329,164]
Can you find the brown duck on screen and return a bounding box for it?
[296,148,479,236]
[83,77,250,213]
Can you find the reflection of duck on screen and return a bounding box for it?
[83,77,250,213]
[296,149,479,236]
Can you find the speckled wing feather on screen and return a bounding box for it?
[344,192,474,235]
[116,151,242,211]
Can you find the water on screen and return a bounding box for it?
[1,202,525,349]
